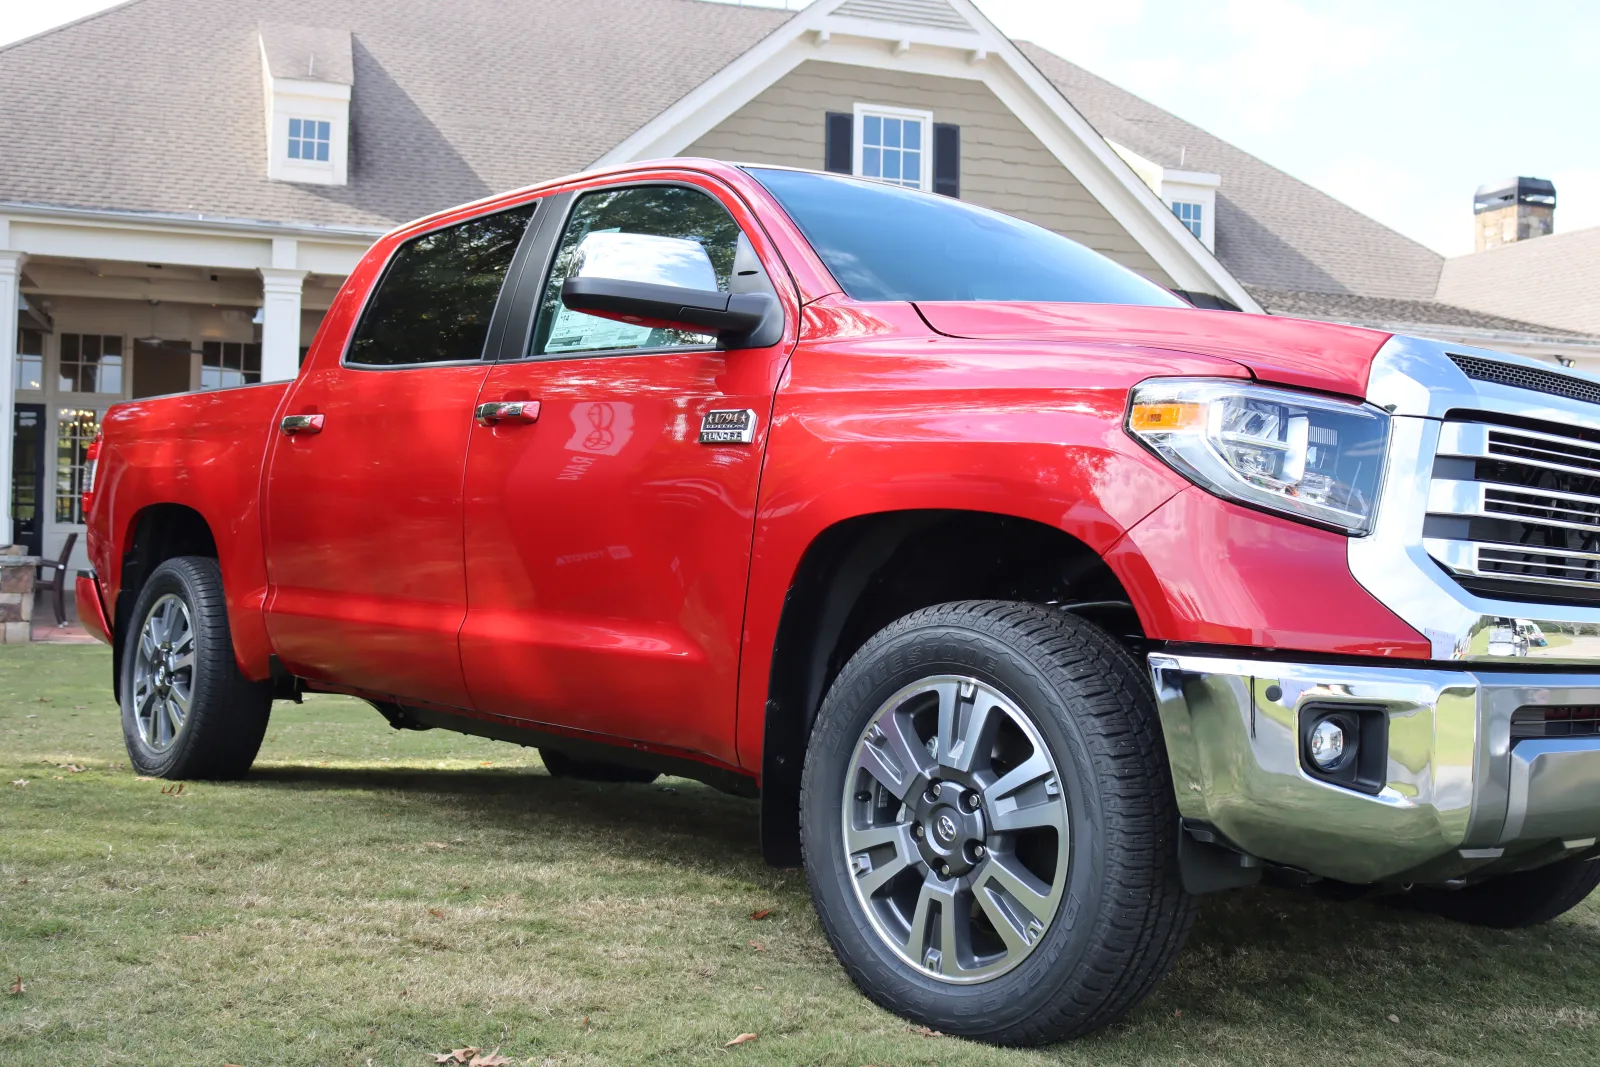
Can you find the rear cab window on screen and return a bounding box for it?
[347,203,536,367]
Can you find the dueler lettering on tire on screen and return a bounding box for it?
[120,556,273,780]
[799,601,1194,1045]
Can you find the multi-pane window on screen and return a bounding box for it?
[857,108,929,190]
[201,341,261,389]
[58,334,123,395]
[1172,201,1203,240]
[288,118,331,162]
[55,408,100,525]
[15,328,43,391]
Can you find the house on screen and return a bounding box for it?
[1,0,1594,569]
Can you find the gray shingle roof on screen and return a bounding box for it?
[1436,226,1600,336]
[0,0,790,230]
[1248,286,1600,342]
[1016,41,1445,303]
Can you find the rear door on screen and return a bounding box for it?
[262,203,537,708]
[458,179,795,763]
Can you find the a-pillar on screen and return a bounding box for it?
[259,238,307,383]
[0,231,25,546]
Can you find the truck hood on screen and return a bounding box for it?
[914,302,1394,399]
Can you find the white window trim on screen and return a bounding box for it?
[852,102,934,193]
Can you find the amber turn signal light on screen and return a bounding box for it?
[1128,401,1204,433]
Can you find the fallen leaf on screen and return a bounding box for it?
[1173,1009,1183,1018]
[6,976,22,996]
[1387,1014,1400,1024]
[909,1024,945,1037]
[9,779,25,788]
[468,1050,509,1067]
[432,1055,455,1065]
[749,908,771,921]
[425,842,450,849]
[428,908,445,919]
[748,940,766,951]
[181,934,204,941]
[478,761,494,767]
[160,782,185,796]
[725,1033,758,1047]
[447,1049,482,1064]
[65,764,84,773]
[134,775,155,781]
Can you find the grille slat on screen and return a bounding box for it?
[1428,411,1600,602]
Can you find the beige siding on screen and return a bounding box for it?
[685,61,1176,287]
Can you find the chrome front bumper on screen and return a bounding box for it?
[1150,652,1600,884]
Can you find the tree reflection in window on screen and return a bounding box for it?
[532,185,742,357]
[348,203,535,367]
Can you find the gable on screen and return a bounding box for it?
[684,60,1175,287]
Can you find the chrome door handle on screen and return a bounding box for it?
[475,400,540,426]
[280,414,325,435]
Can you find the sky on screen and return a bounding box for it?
[1,0,1594,258]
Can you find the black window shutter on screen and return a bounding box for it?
[933,123,960,198]
[825,112,853,174]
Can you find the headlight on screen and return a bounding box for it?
[1127,379,1389,534]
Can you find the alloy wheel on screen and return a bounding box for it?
[840,675,1070,984]
[131,593,196,752]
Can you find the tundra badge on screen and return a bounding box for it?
[699,408,757,445]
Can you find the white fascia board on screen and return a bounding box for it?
[271,78,351,103]
[593,0,1257,312]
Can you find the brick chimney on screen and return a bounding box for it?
[1474,177,1556,251]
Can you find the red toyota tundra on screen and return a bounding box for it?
[79,159,1600,1044]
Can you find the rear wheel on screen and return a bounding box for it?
[539,747,659,784]
[120,556,272,779]
[800,601,1193,1044]
[1407,857,1600,928]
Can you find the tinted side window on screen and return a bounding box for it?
[348,204,534,367]
[531,185,742,357]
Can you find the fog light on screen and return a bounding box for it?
[1309,719,1346,769]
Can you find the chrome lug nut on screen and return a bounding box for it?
[963,792,981,812]
[913,824,925,838]
[971,843,986,859]
[939,863,951,877]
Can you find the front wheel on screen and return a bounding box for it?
[120,556,272,779]
[1406,857,1600,928]
[800,601,1193,1045]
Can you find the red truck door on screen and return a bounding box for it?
[262,204,537,708]
[458,180,793,765]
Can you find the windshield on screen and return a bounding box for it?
[748,167,1186,307]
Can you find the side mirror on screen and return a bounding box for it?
[559,230,783,350]
[561,278,783,350]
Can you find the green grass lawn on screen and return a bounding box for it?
[4,644,1599,1066]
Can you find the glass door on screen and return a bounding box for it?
[54,407,101,533]
[10,403,45,556]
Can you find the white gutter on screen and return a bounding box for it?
[0,200,388,241]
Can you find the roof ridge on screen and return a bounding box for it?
[1448,223,1600,261]
[0,0,153,56]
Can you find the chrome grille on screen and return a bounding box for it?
[1424,419,1600,601]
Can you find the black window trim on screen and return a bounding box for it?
[339,199,543,372]
[491,178,781,366]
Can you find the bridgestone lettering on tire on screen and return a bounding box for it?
[120,556,272,780]
[799,601,1194,1045]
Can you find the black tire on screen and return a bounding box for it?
[1406,857,1600,929]
[119,556,272,779]
[800,601,1193,1045]
[539,747,659,784]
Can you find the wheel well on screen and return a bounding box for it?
[111,504,218,700]
[758,509,1142,865]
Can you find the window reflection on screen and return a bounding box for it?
[55,408,99,525]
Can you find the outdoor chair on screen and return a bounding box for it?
[37,532,77,627]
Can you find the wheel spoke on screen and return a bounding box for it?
[859,709,934,803]
[982,749,1054,807]
[976,852,1054,921]
[974,877,1031,954]
[139,627,158,661]
[171,651,195,674]
[163,697,183,740]
[904,872,944,969]
[846,822,920,897]
[988,793,1069,834]
[937,681,1001,776]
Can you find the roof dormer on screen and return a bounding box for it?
[1111,141,1221,253]
[259,23,353,186]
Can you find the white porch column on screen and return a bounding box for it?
[0,242,25,546]
[259,266,308,383]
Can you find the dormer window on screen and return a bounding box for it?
[288,118,331,163]
[260,23,352,186]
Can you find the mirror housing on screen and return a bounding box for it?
[561,277,783,350]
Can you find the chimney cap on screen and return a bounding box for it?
[1474,177,1557,213]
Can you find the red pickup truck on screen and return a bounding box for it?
[80,159,1600,1044]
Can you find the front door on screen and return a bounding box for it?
[263,203,536,708]
[459,181,794,763]
[10,403,45,556]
